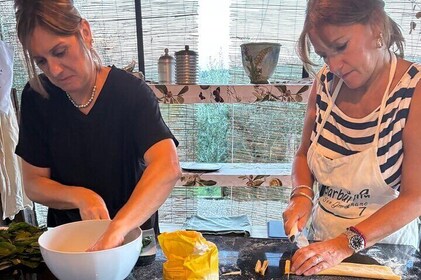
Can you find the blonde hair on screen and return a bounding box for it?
[297,0,405,76]
[14,0,102,97]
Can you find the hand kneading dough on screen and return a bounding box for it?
[317,262,401,280]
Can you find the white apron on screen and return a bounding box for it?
[307,54,419,248]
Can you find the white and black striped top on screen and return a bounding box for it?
[311,64,421,190]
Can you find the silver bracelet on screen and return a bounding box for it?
[292,184,314,194]
[290,191,314,205]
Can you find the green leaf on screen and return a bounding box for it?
[0,222,46,270]
[0,242,16,257]
[15,231,31,240]
[20,259,40,269]
[142,236,153,249]
[0,231,10,240]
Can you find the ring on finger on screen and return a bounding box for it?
[315,254,323,264]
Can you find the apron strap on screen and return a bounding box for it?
[313,78,343,144]
[373,53,397,143]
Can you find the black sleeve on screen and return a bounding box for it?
[15,83,51,168]
[130,80,178,157]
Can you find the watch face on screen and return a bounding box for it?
[350,234,364,251]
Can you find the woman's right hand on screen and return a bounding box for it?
[76,187,110,220]
[282,195,313,236]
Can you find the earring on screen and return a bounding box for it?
[377,33,383,48]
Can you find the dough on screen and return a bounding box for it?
[285,262,401,279]
[317,262,401,280]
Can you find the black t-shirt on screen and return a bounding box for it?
[15,66,178,232]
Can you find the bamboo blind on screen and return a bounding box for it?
[141,0,199,82]
[229,0,307,83]
[160,102,306,163]
[1,0,420,88]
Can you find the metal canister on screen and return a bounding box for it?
[175,45,198,85]
[158,48,175,84]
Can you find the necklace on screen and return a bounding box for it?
[66,84,96,109]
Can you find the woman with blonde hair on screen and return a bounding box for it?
[14,0,181,251]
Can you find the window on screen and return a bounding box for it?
[1,0,421,89]
[140,0,307,84]
[140,0,421,84]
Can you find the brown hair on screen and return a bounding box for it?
[297,0,405,76]
[14,0,102,97]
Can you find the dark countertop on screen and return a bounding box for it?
[2,236,420,279]
[131,236,421,280]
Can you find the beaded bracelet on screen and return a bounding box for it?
[292,185,314,194]
[290,191,314,205]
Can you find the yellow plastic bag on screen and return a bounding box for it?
[158,230,219,280]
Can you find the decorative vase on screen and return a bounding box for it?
[240,42,281,84]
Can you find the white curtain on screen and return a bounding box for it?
[0,40,32,220]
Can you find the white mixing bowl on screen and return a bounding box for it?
[38,220,142,280]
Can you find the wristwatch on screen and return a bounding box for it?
[344,227,366,253]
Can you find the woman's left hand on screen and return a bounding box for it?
[291,234,353,276]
